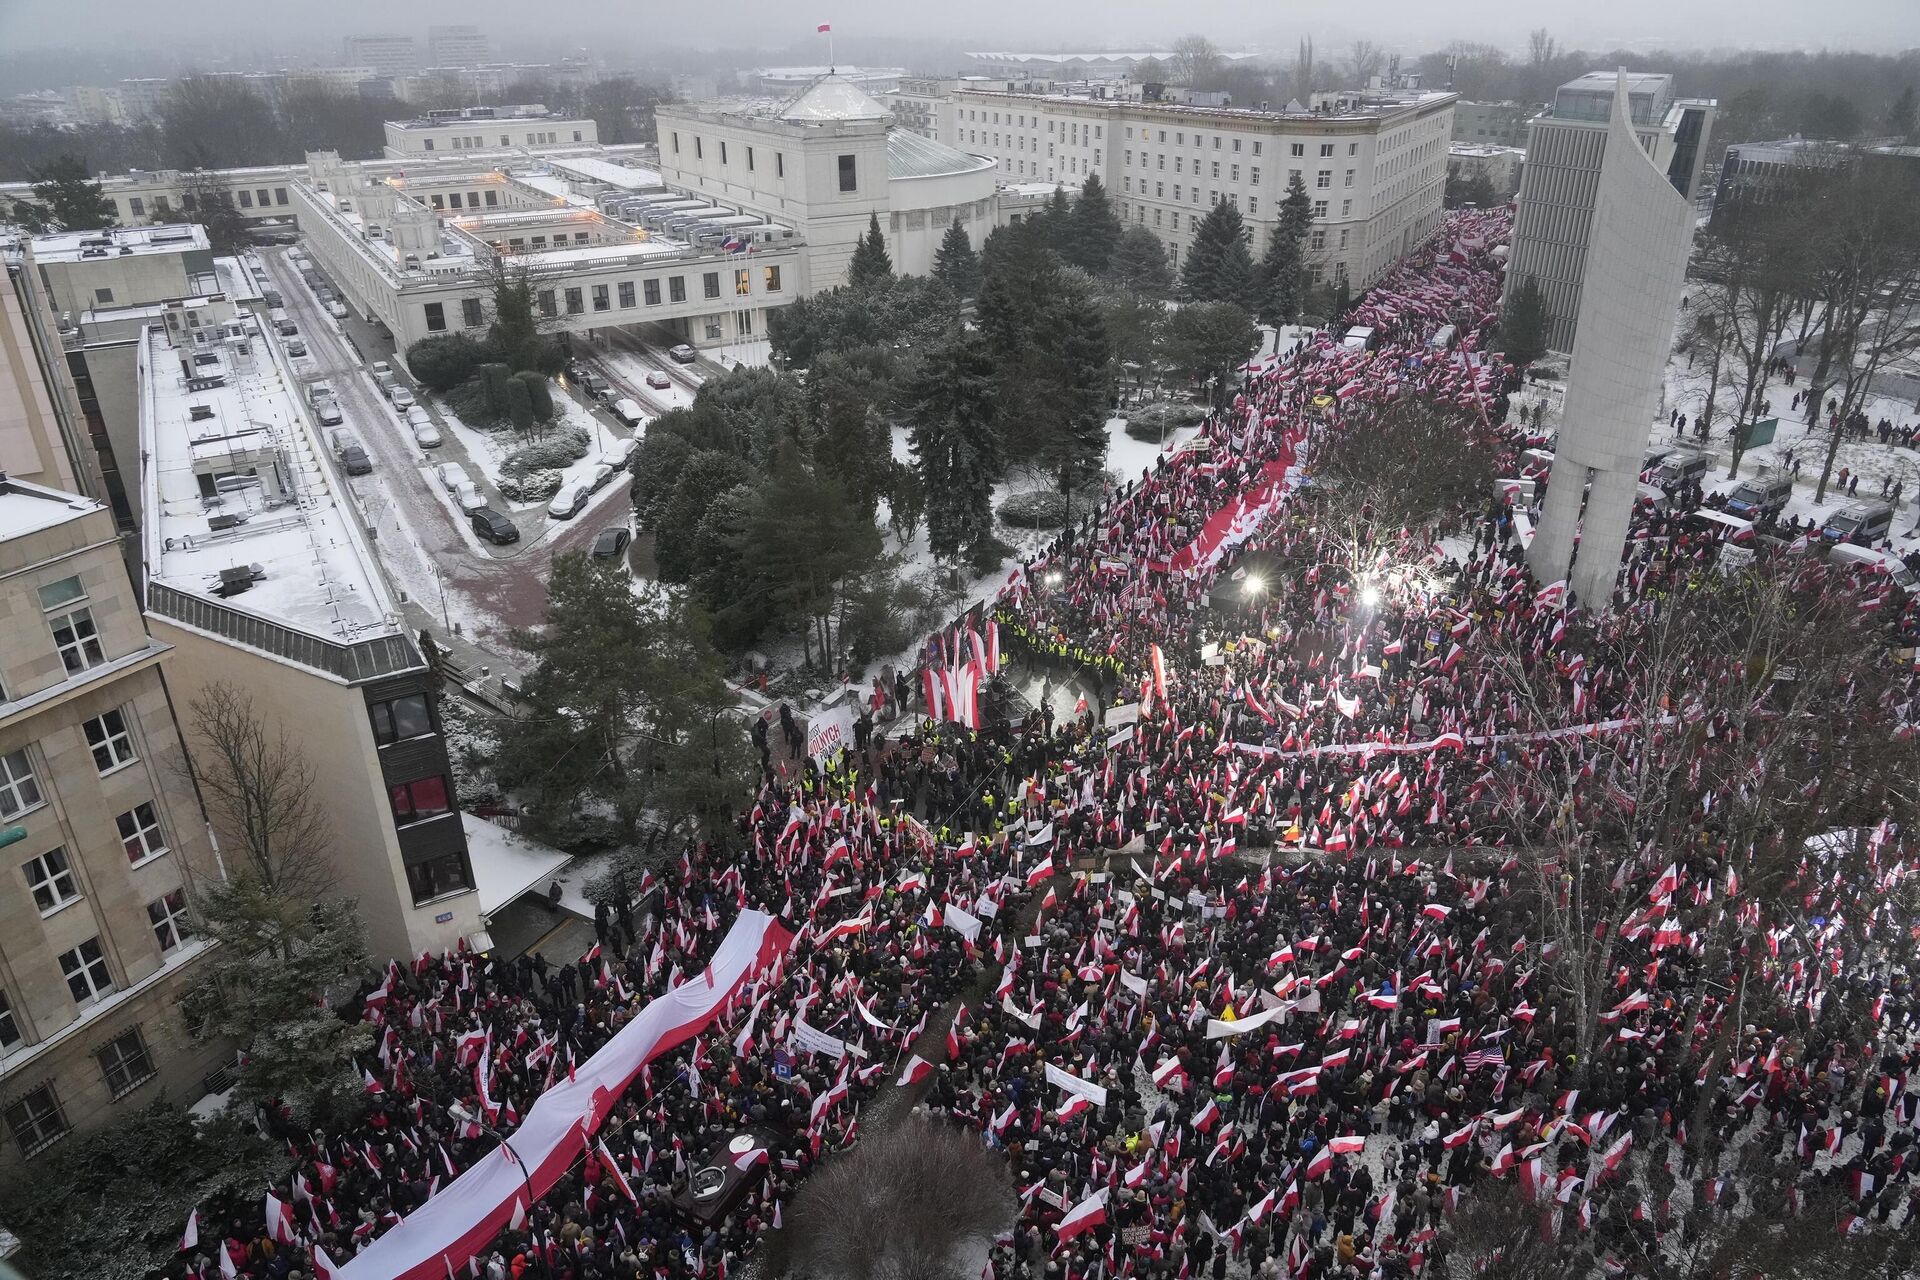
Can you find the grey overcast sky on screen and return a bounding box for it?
[1,0,1916,56]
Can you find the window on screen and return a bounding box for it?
[763,265,782,293]
[1175,157,1183,174]
[538,290,557,318]
[0,749,42,821]
[703,272,721,300]
[389,775,451,825]
[1349,143,1359,156]
[1230,165,1238,181]
[370,693,431,746]
[275,187,288,205]
[1314,200,1328,217]
[592,284,610,312]
[447,192,462,210]
[237,189,253,208]
[5,1085,67,1156]
[424,302,446,332]
[694,137,702,159]
[407,853,472,906]
[23,847,79,913]
[82,708,136,773]
[1290,143,1304,157]
[148,890,190,953]
[1344,169,1355,188]
[669,276,686,304]
[423,139,436,151]
[484,190,497,207]
[94,286,114,304]
[644,279,661,306]
[746,146,755,171]
[1339,229,1350,249]
[1249,197,1258,216]
[41,577,104,674]
[1253,142,1263,156]
[154,196,168,214]
[118,802,167,864]
[734,269,750,297]
[1212,162,1220,178]
[838,154,857,192]
[1317,170,1331,189]
[0,991,18,1049]
[618,280,636,308]
[1341,199,1352,217]
[573,130,583,142]
[564,288,583,315]
[128,197,144,216]
[1251,167,1260,186]
[1320,143,1334,157]
[461,298,484,329]
[59,938,114,1005]
[1311,228,1327,250]
[97,1027,156,1098]
[671,131,680,154]
[776,152,784,178]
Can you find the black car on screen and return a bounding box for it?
[340,445,373,475]
[470,508,520,545]
[591,526,631,559]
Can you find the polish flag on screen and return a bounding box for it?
[1056,1188,1109,1241]
[1058,1096,1092,1122]
[1650,864,1680,901]
[816,22,832,32]
[1442,1120,1477,1149]
[1151,1058,1189,1090]
[599,1138,638,1202]
[1192,1098,1221,1132]
[264,1191,295,1245]
[1422,903,1451,920]
[180,1209,199,1252]
[1328,1134,1367,1155]
[897,1054,935,1088]
[1306,1146,1335,1179]
[1123,1156,1152,1188]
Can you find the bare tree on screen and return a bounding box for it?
[1527,28,1559,70]
[1345,41,1385,88]
[185,682,333,902]
[1169,35,1223,91]
[1290,37,1316,103]
[787,1115,1016,1280]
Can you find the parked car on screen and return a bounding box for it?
[591,526,631,559]
[411,420,443,449]
[327,427,361,456]
[470,507,519,544]
[340,445,373,475]
[547,479,590,520]
[587,461,616,491]
[1822,500,1894,546]
[326,301,349,320]
[611,398,646,430]
[275,319,298,337]
[286,340,307,358]
[578,371,612,400]
[314,396,343,426]
[645,370,671,390]
[435,462,474,494]
[388,385,416,410]
[667,344,697,364]
[452,481,487,513]
[600,437,639,470]
[370,361,392,379]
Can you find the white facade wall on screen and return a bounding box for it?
[886,169,997,277]
[384,116,597,157]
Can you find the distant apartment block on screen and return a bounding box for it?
[344,34,419,80]
[427,25,491,70]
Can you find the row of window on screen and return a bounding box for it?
[419,130,583,152]
[425,188,500,211]
[0,706,138,830]
[666,133,791,183]
[420,266,784,332]
[123,187,289,219]
[2,1026,156,1156]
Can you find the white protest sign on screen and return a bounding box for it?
[944,901,983,942]
[805,703,857,760]
[1045,1061,1110,1107]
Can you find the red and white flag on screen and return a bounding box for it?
[1056,1188,1109,1241]
[898,1054,935,1088]
[599,1138,639,1202]
[816,22,832,32]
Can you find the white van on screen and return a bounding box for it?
[1342,325,1376,351]
[1829,543,1919,592]
[1427,324,1457,351]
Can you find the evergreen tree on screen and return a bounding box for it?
[1068,173,1125,276]
[16,154,115,232]
[182,169,253,253]
[932,219,982,297]
[848,212,894,289]
[1180,198,1258,308]
[485,261,558,374]
[1039,185,1076,259]
[1110,224,1176,300]
[1886,85,1918,142]
[807,351,891,519]
[903,333,1004,568]
[1500,275,1551,368]
[1256,219,1304,330]
[1163,301,1258,408]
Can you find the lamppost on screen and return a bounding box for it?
[448,1102,547,1277]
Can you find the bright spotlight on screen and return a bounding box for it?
[1044,571,1063,588]
[1360,583,1381,607]
[1244,574,1264,595]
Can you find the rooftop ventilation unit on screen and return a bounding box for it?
[188,405,216,421]
[206,512,249,533]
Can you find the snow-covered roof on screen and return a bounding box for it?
[0,475,101,541]
[463,812,573,915]
[887,130,996,181]
[32,222,207,263]
[543,156,665,191]
[139,316,401,644]
[779,73,893,124]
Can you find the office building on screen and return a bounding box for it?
[2,258,92,502]
[1507,70,1715,352]
[893,81,1457,289]
[1452,100,1542,148]
[135,309,481,961]
[427,25,491,70]
[382,106,598,158]
[1524,71,1698,610]
[344,35,419,80]
[1448,142,1525,197]
[0,474,228,1160]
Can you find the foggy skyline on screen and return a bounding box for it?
[2,0,1917,64]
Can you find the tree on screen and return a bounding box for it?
[1885,84,1918,143]
[1067,173,1125,276]
[902,332,1005,569]
[1162,301,1257,409]
[1444,162,1500,209]
[181,168,252,253]
[1110,224,1175,300]
[1181,197,1258,308]
[808,351,892,520]
[1038,184,1075,260]
[1307,397,1501,569]
[932,219,981,297]
[15,153,115,232]
[183,683,372,1120]
[580,76,674,145]
[1169,35,1223,89]
[406,333,488,391]
[1257,173,1314,334]
[1500,275,1551,368]
[1290,37,1317,102]
[848,211,894,290]
[1098,289,1166,395]
[504,373,535,434]
[517,369,554,423]
[484,260,559,375]
[655,450,754,582]
[495,554,749,838]
[1346,40,1385,87]
[787,1116,1015,1280]
[161,75,282,168]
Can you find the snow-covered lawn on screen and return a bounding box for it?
[438,393,640,519]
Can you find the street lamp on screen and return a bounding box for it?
[448,1102,547,1277]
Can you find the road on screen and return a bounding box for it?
[261,247,630,647]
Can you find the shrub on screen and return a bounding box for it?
[504,375,534,432]
[518,371,554,422]
[501,426,591,479]
[498,469,565,502]
[406,333,487,392]
[1124,400,1208,441]
[997,477,1112,529]
[479,362,513,416]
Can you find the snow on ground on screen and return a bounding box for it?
[188,1086,237,1121]
[437,397,635,522]
[604,350,697,411]
[463,812,574,916]
[705,338,772,370]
